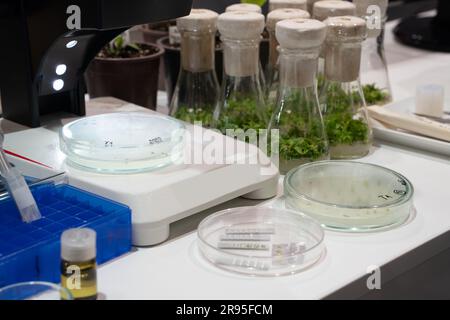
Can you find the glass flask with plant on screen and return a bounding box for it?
[320,16,373,159]
[170,9,220,127]
[214,11,268,134]
[265,8,310,109]
[269,18,330,174]
[312,1,356,94]
[355,0,392,105]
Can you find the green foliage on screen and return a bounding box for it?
[325,113,369,146]
[279,136,328,161]
[362,84,390,105]
[241,0,267,6]
[273,93,328,161]
[215,98,267,134]
[101,35,143,58]
[174,106,214,127]
[322,82,370,147]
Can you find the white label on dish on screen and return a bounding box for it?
[220,234,271,242]
[225,228,276,235]
[217,242,270,251]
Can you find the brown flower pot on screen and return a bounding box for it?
[85,43,164,110]
[142,21,175,44]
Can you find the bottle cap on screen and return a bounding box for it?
[177,9,219,32]
[313,0,356,21]
[226,3,262,13]
[218,11,265,40]
[325,16,367,42]
[269,0,307,12]
[61,228,96,262]
[276,18,326,50]
[267,8,310,32]
[324,16,366,82]
[353,0,388,38]
[306,0,324,14]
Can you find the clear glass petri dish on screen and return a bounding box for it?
[0,281,73,300]
[197,207,325,277]
[60,112,186,174]
[284,161,414,232]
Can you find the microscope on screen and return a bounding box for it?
[0,0,193,127]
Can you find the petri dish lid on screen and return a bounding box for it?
[197,206,325,276]
[60,113,186,174]
[284,161,414,232]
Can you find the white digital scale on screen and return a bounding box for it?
[1,98,279,246]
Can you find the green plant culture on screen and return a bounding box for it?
[270,92,329,170]
[174,106,214,127]
[241,0,267,7]
[322,83,370,147]
[362,84,390,105]
[99,35,154,58]
[215,98,268,134]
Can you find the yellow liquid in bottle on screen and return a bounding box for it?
[61,258,97,300]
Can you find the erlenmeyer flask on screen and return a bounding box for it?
[170,9,220,128]
[269,19,330,174]
[320,16,373,159]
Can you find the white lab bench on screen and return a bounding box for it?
[1,19,449,300]
[94,20,450,300]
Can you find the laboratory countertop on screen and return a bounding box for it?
[96,20,450,300]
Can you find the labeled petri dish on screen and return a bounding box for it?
[284,161,414,232]
[60,113,186,174]
[197,207,325,276]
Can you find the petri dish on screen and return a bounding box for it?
[60,112,186,174]
[284,161,414,232]
[197,207,325,277]
[0,282,73,300]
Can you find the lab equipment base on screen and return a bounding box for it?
[3,100,279,246]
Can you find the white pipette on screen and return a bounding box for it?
[0,131,41,223]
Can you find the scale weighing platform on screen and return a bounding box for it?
[1,98,279,246]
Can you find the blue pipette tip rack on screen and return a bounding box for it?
[0,183,132,288]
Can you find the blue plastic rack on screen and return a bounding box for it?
[0,183,132,288]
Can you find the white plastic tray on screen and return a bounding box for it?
[371,98,450,157]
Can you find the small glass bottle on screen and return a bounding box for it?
[320,16,372,159]
[269,0,307,12]
[215,11,267,133]
[61,228,97,300]
[312,1,356,91]
[355,0,392,105]
[266,8,310,109]
[170,9,220,128]
[269,18,330,174]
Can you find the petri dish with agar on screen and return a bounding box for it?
[284,161,414,232]
[60,112,186,174]
[197,207,325,276]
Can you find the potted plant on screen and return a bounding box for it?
[85,35,164,110]
[142,20,176,44]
